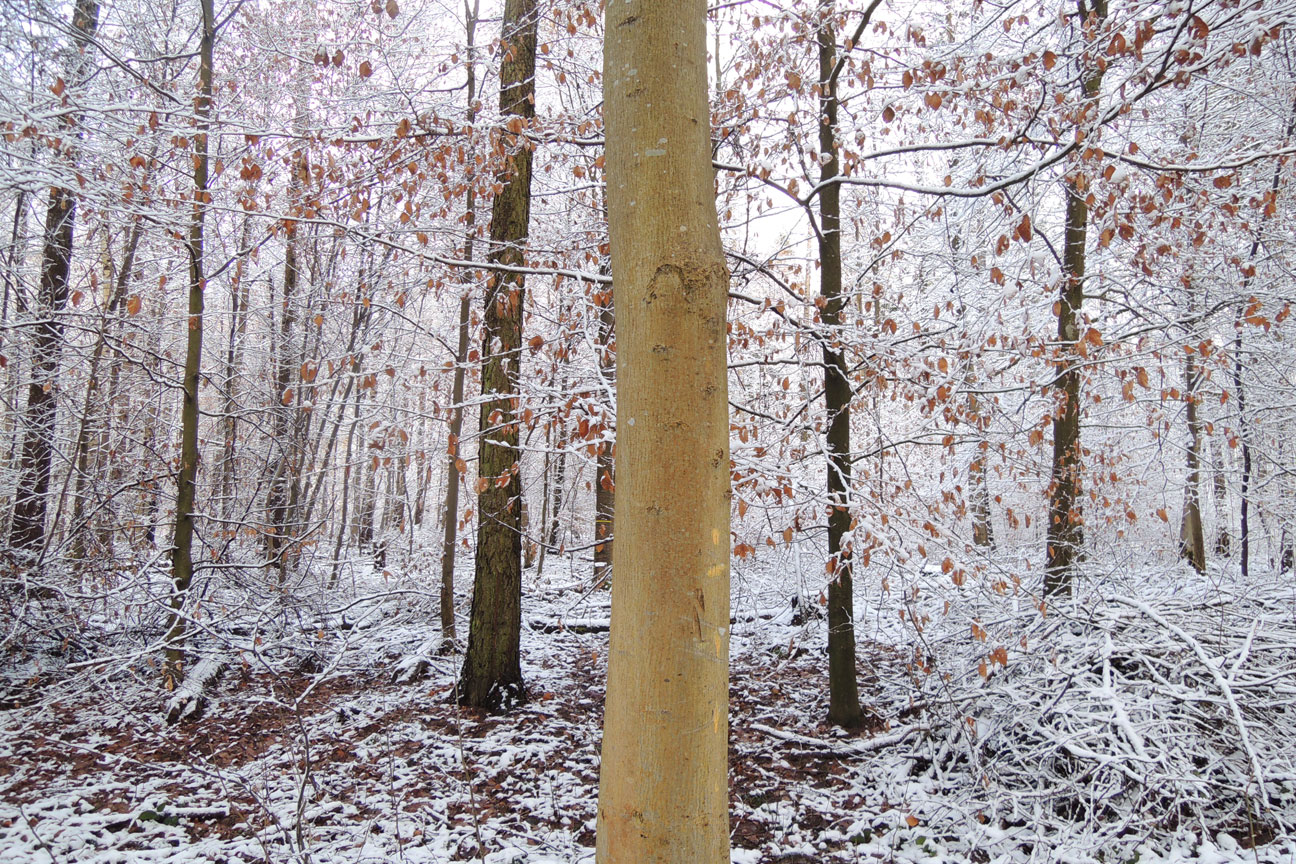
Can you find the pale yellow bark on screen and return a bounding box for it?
[595,1,731,861]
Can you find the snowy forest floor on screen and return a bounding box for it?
[1,550,1295,863]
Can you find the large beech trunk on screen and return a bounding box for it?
[596,1,732,860]
[457,0,536,711]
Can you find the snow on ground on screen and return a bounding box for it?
[0,548,1293,863]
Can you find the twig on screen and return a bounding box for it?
[18,805,60,864]
[1112,595,1269,804]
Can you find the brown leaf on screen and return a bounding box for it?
[359,61,373,79]
[126,295,142,316]
[386,0,399,18]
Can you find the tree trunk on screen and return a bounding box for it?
[220,217,252,526]
[969,383,995,550]
[546,385,567,551]
[439,294,471,642]
[815,1,862,730]
[437,0,480,649]
[1045,0,1107,598]
[595,1,731,860]
[163,0,214,690]
[1232,319,1251,578]
[535,421,551,577]
[593,287,615,587]
[266,153,305,581]
[1179,313,1206,574]
[68,205,144,558]
[457,0,536,712]
[1211,432,1230,556]
[9,0,101,557]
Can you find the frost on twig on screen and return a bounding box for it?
[164,655,225,725]
[895,571,1296,858]
[751,721,921,755]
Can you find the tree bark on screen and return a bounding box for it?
[968,383,995,549]
[1045,0,1107,598]
[1180,307,1206,574]
[266,152,306,581]
[220,217,252,526]
[436,1,481,647]
[595,1,731,860]
[163,0,214,690]
[1211,432,1230,556]
[67,204,144,558]
[593,286,615,587]
[815,1,862,729]
[8,0,100,557]
[457,0,536,711]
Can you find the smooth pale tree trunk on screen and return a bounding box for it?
[163,0,214,690]
[1045,0,1106,598]
[595,1,731,861]
[9,0,100,556]
[1211,433,1230,556]
[457,0,536,711]
[816,1,863,729]
[1179,309,1206,574]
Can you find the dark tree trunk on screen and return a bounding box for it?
[68,206,144,558]
[593,287,615,587]
[163,0,214,690]
[438,0,479,647]
[458,0,536,712]
[439,293,471,642]
[1045,0,1106,598]
[9,0,101,557]
[266,153,304,581]
[817,2,862,729]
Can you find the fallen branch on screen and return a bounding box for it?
[751,721,920,755]
[164,655,225,725]
[1111,595,1269,804]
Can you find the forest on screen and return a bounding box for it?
[1,0,1295,861]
